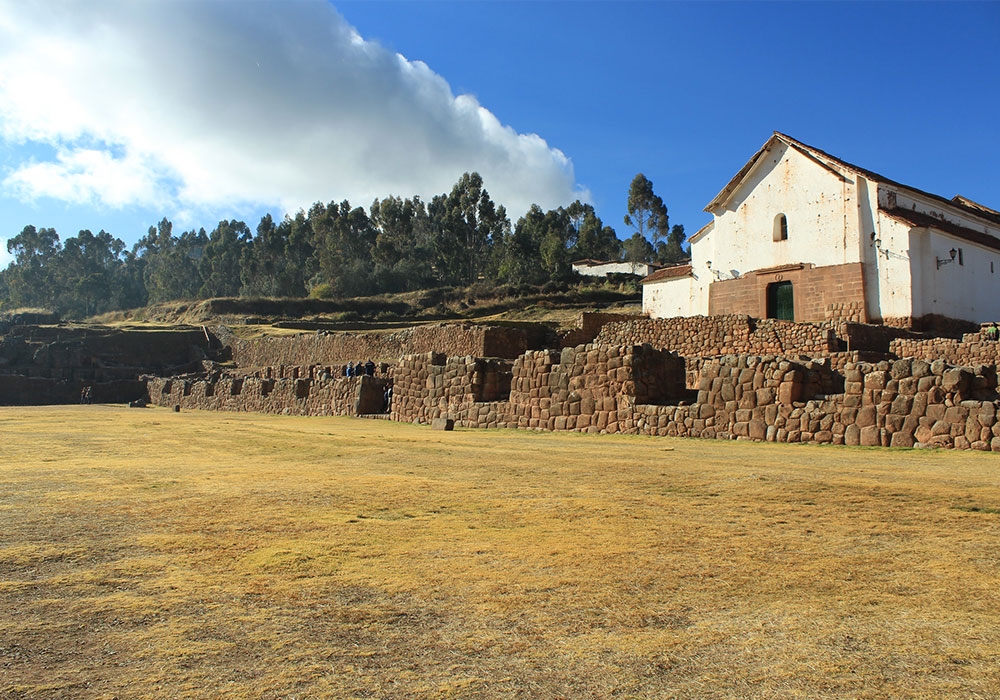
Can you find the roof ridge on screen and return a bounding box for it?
[711,132,1000,228]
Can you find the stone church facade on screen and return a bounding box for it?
[642,132,1000,328]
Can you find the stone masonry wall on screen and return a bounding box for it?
[595,315,836,358]
[890,331,1000,367]
[227,323,542,369]
[391,344,689,431]
[707,263,867,323]
[1,375,146,405]
[388,347,1000,451]
[146,374,389,417]
[559,311,645,347]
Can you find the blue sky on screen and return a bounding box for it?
[1,1,998,268]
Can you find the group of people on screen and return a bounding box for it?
[344,360,376,377]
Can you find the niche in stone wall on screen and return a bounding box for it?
[230,379,243,396]
[357,376,391,414]
[161,380,172,395]
[295,378,310,399]
[260,379,274,397]
[630,348,693,405]
[182,381,192,396]
[204,382,215,397]
[472,360,513,402]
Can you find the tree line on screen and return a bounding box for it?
[0,172,686,318]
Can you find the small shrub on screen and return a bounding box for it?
[309,283,335,300]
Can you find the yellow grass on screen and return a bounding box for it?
[1,406,999,699]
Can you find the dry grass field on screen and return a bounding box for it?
[2,406,999,699]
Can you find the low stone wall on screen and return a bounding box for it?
[559,311,645,347]
[889,332,1000,367]
[146,374,389,417]
[227,323,544,369]
[0,375,146,405]
[595,315,836,357]
[388,346,1000,451]
[828,322,916,353]
[391,344,689,431]
[390,354,514,427]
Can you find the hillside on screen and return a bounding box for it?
[91,279,643,334]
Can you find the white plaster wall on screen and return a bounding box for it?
[703,142,864,278]
[574,262,655,277]
[643,277,689,317]
[911,228,1000,323]
[867,214,914,320]
[642,273,709,318]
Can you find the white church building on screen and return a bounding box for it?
[642,132,1000,328]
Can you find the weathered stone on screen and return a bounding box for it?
[859,426,880,447]
[941,368,971,393]
[890,431,914,448]
[864,371,887,391]
[855,406,877,428]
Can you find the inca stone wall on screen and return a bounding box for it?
[390,344,689,431]
[595,315,836,358]
[146,373,389,417]
[0,324,212,380]
[0,374,146,405]
[227,323,547,369]
[559,311,645,347]
[387,347,1000,451]
[889,331,1000,368]
[1,323,214,405]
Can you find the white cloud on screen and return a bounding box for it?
[0,1,584,221]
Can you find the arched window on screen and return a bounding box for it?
[773,213,788,241]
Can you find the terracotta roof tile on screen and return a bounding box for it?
[641,264,693,284]
[882,208,1000,253]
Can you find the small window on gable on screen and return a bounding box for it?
[991,261,995,274]
[958,248,964,266]
[773,213,788,242]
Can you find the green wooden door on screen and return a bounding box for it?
[767,281,794,321]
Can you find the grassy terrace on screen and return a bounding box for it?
[2,406,999,699]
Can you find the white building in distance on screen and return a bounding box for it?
[573,259,660,278]
[642,132,1000,329]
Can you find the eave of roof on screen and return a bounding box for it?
[641,264,693,284]
[882,208,1000,253]
[775,132,1000,229]
[687,220,714,245]
[704,131,1000,231]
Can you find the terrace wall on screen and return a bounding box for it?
[0,375,146,405]
[595,315,837,357]
[890,331,1000,367]
[146,374,390,417]
[226,323,546,368]
[388,347,1000,451]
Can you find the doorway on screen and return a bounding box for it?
[766,281,794,320]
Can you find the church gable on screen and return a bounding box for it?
[704,139,862,274]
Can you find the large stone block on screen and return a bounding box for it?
[864,371,887,391]
[889,431,914,448]
[941,368,971,393]
[855,406,877,428]
[859,426,880,447]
